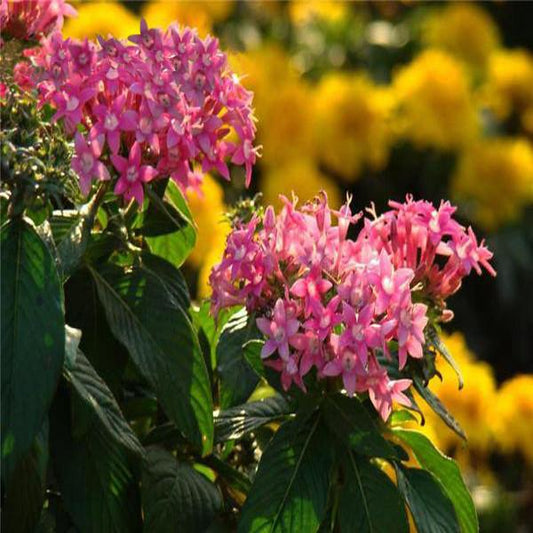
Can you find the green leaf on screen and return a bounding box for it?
[393,429,478,533]
[322,394,399,459]
[2,422,49,533]
[426,326,464,389]
[89,262,213,454]
[389,409,418,427]
[65,269,130,396]
[238,415,334,533]
[142,422,188,448]
[413,377,466,440]
[1,218,64,478]
[139,252,190,311]
[205,454,252,495]
[63,351,144,457]
[142,446,223,533]
[137,199,185,237]
[146,181,196,267]
[338,453,408,533]
[215,394,293,443]
[50,378,141,533]
[394,464,460,533]
[49,209,91,278]
[217,308,262,409]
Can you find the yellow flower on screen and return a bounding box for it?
[143,2,204,36]
[289,0,348,25]
[393,50,479,150]
[451,137,533,230]
[63,1,139,40]
[314,72,393,181]
[493,375,533,464]
[423,3,500,69]
[260,79,317,167]
[185,175,230,269]
[485,49,533,120]
[260,158,342,210]
[231,46,315,167]
[197,238,227,299]
[418,332,497,456]
[142,1,233,36]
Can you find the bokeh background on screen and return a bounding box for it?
[63,2,533,530]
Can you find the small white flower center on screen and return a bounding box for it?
[234,246,246,261]
[66,96,79,111]
[80,153,93,173]
[126,167,138,183]
[382,277,394,295]
[352,324,364,342]
[104,113,119,131]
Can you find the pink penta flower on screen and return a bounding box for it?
[323,335,366,396]
[290,268,332,317]
[51,83,96,132]
[265,355,306,392]
[361,358,412,421]
[92,93,138,154]
[71,130,109,195]
[210,193,496,421]
[303,296,341,341]
[397,301,428,369]
[256,298,300,361]
[110,142,158,206]
[367,250,414,315]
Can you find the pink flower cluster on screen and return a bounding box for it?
[22,19,258,204]
[209,193,496,421]
[0,0,76,41]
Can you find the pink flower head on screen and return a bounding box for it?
[111,142,158,206]
[20,18,258,201]
[208,182,495,418]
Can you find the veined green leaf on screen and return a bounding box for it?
[1,218,64,479]
[393,429,478,533]
[145,181,196,267]
[238,415,334,533]
[142,446,222,533]
[50,376,141,533]
[322,394,399,459]
[215,394,293,442]
[217,308,262,409]
[338,453,408,533]
[394,464,460,533]
[89,262,213,454]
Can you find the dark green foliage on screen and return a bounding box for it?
[239,415,334,533]
[216,308,263,409]
[141,446,223,533]
[89,261,213,455]
[338,454,408,533]
[1,218,64,480]
[395,465,459,533]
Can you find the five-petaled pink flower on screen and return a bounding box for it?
[111,142,158,206]
[71,130,109,195]
[256,299,300,361]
